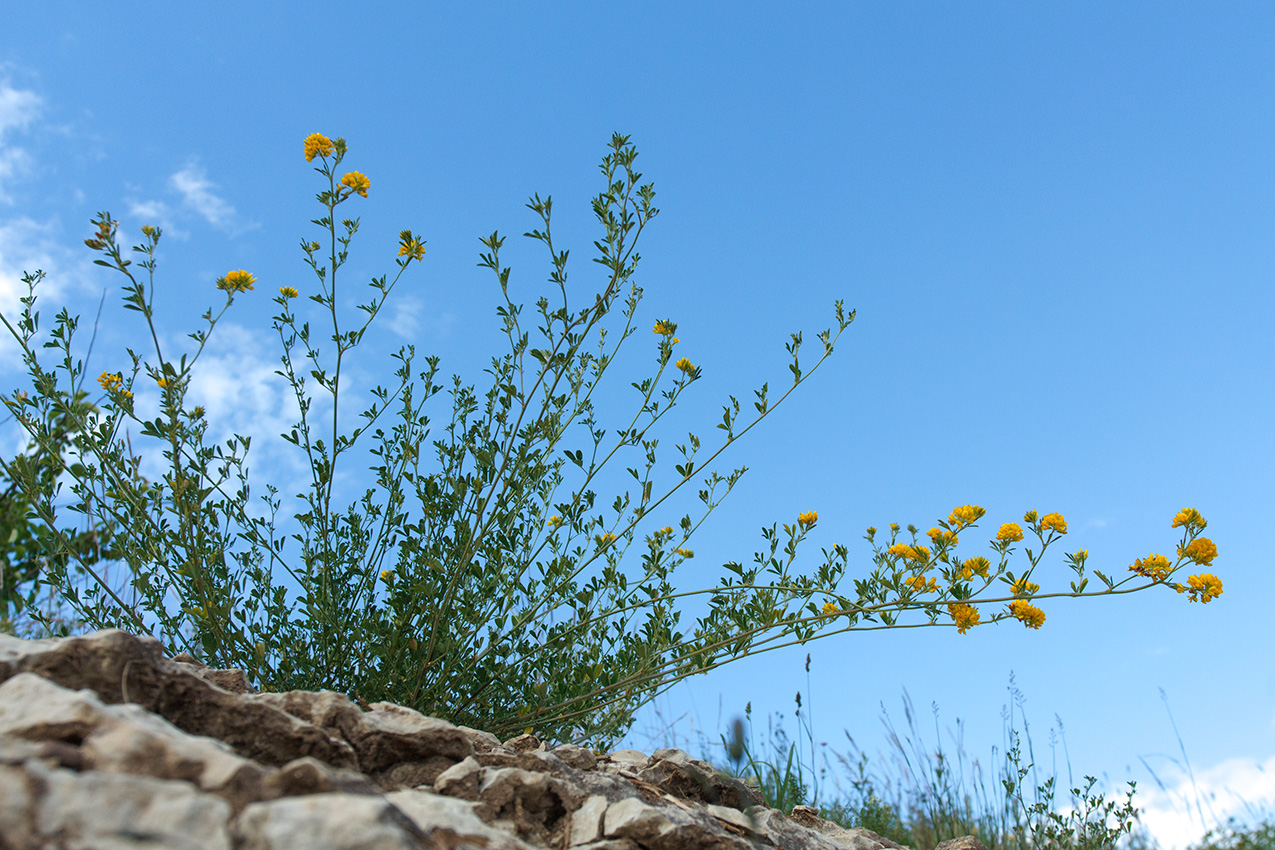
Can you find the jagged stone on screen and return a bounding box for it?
[0,628,988,849]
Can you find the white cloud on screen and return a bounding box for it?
[0,216,85,368]
[0,81,42,203]
[126,198,187,240]
[386,297,456,340]
[0,81,41,137]
[1132,753,1275,850]
[169,164,255,235]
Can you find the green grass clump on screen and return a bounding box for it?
[634,663,1273,850]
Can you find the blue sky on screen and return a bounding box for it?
[3,4,1273,846]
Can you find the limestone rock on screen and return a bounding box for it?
[0,628,985,849]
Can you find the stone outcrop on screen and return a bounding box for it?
[0,629,989,850]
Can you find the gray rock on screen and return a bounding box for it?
[0,628,980,849]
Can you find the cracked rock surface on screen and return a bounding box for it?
[0,629,988,849]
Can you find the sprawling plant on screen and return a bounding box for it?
[0,132,1223,748]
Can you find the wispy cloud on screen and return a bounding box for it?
[126,198,186,240]
[169,163,254,234]
[0,80,43,203]
[1134,753,1275,850]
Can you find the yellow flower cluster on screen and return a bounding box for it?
[1179,537,1218,566]
[341,171,370,198]
[948,602,980,634]
[1130,553,1172,581]
[904,574,939,594]
[675,357,695,374]
[959,556,991,579]
[97,371,131,398]
[280,286,299,299]
[547,515,563,529]
[598,533,618,547]
[304,133,334,162]
[675,548,694,558]
[398,230,425,261]
[822,601,839,616]
[927,527,958,547]
[1172,507,1207,530]
[1011,577,1040,598]
[156,377,168,389]
[996,523,1024,543]
[217,269,256,293]
[948,504,985,528]
[797,511,818,528]
[652,320,676,336]
[1182,573,1223,604]
[887,543,930,564]
[1039,512,1068,534]
[1008,599,1046,629]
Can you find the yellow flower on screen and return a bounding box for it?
[1011,577,1040,598]
[1023,509,1039,524]
[948,505,985,528]
[887,543,929,564]
[961,556,991,579]
[798,511,818,529]
[156,377,168,389]
[1130,553,1172,581]
[927,527,958,547]
[598,533,618,547]
[675,357,695,374]
[996,523,1024,543]
[904,575,939,594]
[948,602,980,634]
[98,371,122,392]
[304,133,334,161]
[380,570,392,582]
[280,286,299,299]
[889,523,900,534]
[397,230,425,261]
[217,269,256,293]
[1179,537,1218,567]
[822,601,839,616]
[675,548,694,558]
[1172,508,1207,530]
[341,171,370,198]
[671,337,680,344]
[1184,573,1223,604]
[1008,599,1046,629]
[1039,512,1067,535]
[653,319,676,336]
[547,515,563,529]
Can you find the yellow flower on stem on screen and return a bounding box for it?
[1040,512,1067,534]
[547,515,563,529]
[341,171,370,198]
[675,548,694,558]
[1179,537,1218,566]
[653,319,676,336]
[156,377,168,389]
[598,533,617,547]
[996,523,1024,543]
[217,269,256,293]
[675,357,695,374]
[1172,508,1207,530]
[397,230,426,261]
[97,371,123,392]
[304,133,334,161]
[1130,553,1172,581]
[948,602,980,634]
[798,510,818,529]
[821,601,839,616]
[279,286,299,299]
[948,505,985,528]
[1008,599,1046,629]
[961,556,991,579]
[904,575,939,594]
[1183,573,1223,603]
[928,527,958,547]
[1011,577,1040,598]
